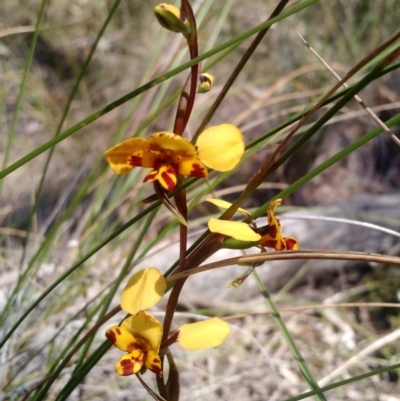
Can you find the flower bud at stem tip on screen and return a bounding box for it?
[154,4,191,34]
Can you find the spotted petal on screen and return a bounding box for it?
[104,138,154,174]
[196,124,244,171]
[178,158,208,178]
[143,164,178,191]
[120,268,167,315]
[208,218,261,242]
[145,349,162,377]
[116,349,146,376]
[178,318,230,350]
[105,325,140,352]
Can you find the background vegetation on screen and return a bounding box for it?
[1,0,400,400]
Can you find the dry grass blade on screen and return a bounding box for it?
[298,32,400,146]
[225,302,400,320]
[167,249,400,281]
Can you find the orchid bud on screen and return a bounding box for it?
[154,3,191,34]
[198,73,214,93]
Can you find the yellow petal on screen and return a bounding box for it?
[149,132,197,156]
[178,158,208,178]
[105,325,138,352]
[196,124,244,171]
[145,349,162,377]
[122,311,163,353]
[208,218,261,241]
[205,198,252,218]
[178,318,231,350]
[104,138,150,175]
[120,268,167,315]
[116,349,145,376]
[267,199,283,229]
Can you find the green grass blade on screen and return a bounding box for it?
[0,0,48,196]
[0,0,320,181]
[253,270,327,401]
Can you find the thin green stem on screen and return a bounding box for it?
[283,362,400,401]
[20,0,124,266]
[253,270,327,401]
[0,0,48,196]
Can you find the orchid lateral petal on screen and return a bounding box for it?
[122,312,163,354]
[208,218,261,242]
[116,349,145,376]
[104,138,150,175]
[120,268,167,315]
[205,198,252,218]
[178,318,231,350]
[105,325,138,352]
[196,124,244,172]
[178,158,207,178]
[145,349,163,377]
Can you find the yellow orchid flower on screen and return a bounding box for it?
[206,198,300,251]
[106,311,163,376]
[256,199,299,251]
[105,268,231,377]
[104,124,244,191]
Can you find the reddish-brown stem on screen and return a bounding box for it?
[161,232,224,341]
[161,330,180,349]
[173,0,199,136]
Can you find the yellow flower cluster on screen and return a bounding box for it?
[105,268,230,377]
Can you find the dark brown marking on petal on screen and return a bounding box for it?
[128,155,143,166]
[151,364,163,377]
[127,341,142,352]
[189,163,207,177]
[160,171,176,191]
[120,359,134,376]
[255,225,277,238]
[105,329,116,344]
[143,170,158,183]
[259,239,278,250]
[285,238,298,250]
[199,75,211,85]
[116,328,121,335]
